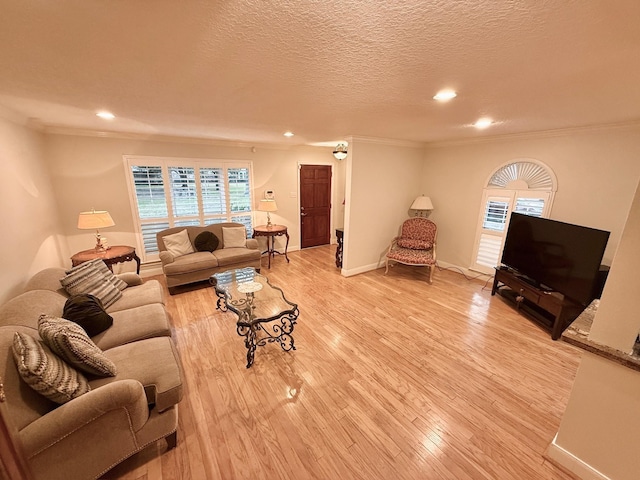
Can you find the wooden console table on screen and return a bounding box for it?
[492,267,584,340]
[71,245,141,274]
[253,225,290,269]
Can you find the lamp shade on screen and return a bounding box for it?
[77,210,115,230]
[410,196,434,211]
[258,199,278,212]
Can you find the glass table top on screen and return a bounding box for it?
[210,268,297,325]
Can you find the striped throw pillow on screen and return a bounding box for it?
[39,315,117,377]
[12,332,91,404]
[85,259,128,291]
[60,263,122,309]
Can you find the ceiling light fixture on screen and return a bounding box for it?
[433,90,457,101]
[333,143,348,160]
[283,131,294,137]
[473,118,493,129]
[96,111,115,120]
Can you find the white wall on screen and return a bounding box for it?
[0,110,66,303]
[343,138,425,275]
[44,133,340,268]
[422,125,640,270]
[547,178,640,480]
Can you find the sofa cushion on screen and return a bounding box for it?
[105,280,165,313]
[91,303,172,351]
[92,337,183,412]
[38,315,117,377]
[163,251,218,276]
[62,294,113,337]
[60,263,122,309]
[12,331,91,404]
[222,226,247,248]
[0,290,66,329]
[194,231,219,252]
[163,229,195,258]
[213,247,262,267]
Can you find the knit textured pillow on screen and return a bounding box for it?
[38,315,117,377]
[60,263,122,309]
[12,331,91,404]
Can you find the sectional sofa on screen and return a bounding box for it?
[0,266,183,480]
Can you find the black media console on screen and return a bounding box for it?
[491,267,585,340]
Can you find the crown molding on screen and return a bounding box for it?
[345,135,425,149]
[40,125,319,151]
[427,120,640,148]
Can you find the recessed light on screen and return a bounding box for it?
[473,118,493,129]
[283,131,294,137]
[96,111,115,120]
[433,90,457,101]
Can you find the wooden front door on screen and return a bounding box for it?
[300,165,331,248]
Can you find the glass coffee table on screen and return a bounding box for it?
[210,268,299,368]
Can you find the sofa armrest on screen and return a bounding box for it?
[159,251,175,266]
[19,380,149,458]
[116,272,143,287]
[246,238,259,250]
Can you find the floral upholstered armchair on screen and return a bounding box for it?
[385,217,437,283]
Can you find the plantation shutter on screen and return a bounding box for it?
[125,157,255,262]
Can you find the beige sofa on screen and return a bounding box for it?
[157,222,262,293]
[0,268,183,480]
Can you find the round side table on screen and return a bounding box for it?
[71,245,141,274]
[252,225,290,269]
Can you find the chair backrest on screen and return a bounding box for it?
[397,218,437,249]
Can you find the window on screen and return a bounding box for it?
[125,156,254,262]
[471,161,556,274]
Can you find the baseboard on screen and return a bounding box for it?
[341,261,384,277]
[435,260,494,280]
[546,435,610,480]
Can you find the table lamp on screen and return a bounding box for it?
[78,210,115,251]
[410,195,434,217]
[258,200,278,228]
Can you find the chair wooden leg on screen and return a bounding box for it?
[429,265,434,284]
[385,259,390,275]
[166,431,177,450]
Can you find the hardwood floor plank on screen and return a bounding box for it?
[106,245,581,479]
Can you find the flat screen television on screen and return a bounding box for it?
[501,213,610,306]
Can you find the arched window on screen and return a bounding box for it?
[471,160,557,274]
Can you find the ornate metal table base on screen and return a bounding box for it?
[211,269,299,368]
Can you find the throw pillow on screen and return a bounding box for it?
[63,294,113,337]
[12,331,91,404]
[38,315,117,377]
[60,263,122,309]
[222,227,247,248]
[194,231,219,252]
[88,259,128,291]
[163,229,195,257]
[67,259,128,291]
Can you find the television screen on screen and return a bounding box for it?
[501,213,610,306]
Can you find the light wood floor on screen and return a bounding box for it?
[106,246,581,480]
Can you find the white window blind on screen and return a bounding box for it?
[125,157,254,262]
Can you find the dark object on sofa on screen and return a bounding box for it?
[63,294,113,337]
[194,231,219,252]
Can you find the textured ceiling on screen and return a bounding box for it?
[0,1,639,145]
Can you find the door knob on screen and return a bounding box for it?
[301,213,307,217]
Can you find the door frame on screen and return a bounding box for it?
[297,160,336,248]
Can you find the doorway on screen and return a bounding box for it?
[299,164,332,248]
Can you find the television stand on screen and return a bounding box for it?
[492,267,585,340]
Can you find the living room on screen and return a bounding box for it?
[2,2,640,480]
